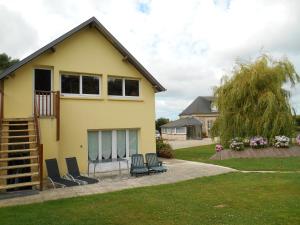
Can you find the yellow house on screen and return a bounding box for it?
[0,17,165,191]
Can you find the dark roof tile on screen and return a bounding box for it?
[179,96,217,116]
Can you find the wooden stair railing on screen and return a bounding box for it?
[34,96,43,191]
[0,118,40,191]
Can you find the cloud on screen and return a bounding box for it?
[0,0,299,119]
[0,5,38,57]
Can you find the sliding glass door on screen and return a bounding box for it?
[88,129,139,161]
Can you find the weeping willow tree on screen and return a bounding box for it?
[211,54,300,146]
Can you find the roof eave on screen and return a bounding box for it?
[0,17,166,92]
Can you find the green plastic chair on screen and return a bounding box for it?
[145,153,167,173]
[130,154,149,176]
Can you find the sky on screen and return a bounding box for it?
[0,0,299,119]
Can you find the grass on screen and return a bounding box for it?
[0,172,300,225]
[174,144,300,171]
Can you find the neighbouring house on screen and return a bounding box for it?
[0,17,165,192]
[161,96,218,140]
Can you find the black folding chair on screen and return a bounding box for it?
[66,157,99,184]
[45,158,80,188]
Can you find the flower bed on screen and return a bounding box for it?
[273,136,289,148]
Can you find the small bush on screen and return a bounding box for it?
[156,138,174,158]
[215,144,223,152]
[273,135,290,148]
[250,136,268,149]
[230,137,244,151]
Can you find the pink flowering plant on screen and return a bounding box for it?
[250,136,268,149]
[273,135,289,148]
[230,137,244,151]
[215,144,224,152]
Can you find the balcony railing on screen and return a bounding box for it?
[34,91,60,141]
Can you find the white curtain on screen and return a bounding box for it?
[102,131,112,160]
[129,130,138,156]
[117,130,126,158]
[88,131,98,161]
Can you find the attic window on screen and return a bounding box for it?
[108,76,140,97]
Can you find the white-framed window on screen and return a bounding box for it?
[166,128,171,134]
[108,76,140,97]
[161,128,166,134]
[88,129,139,161]
[176,127,186,134]
[61,73,101,96]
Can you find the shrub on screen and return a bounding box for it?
[215,144,223,152]
[250,136,268,149]
[230,137,244,151]
[273,136,290,148]
[156,138,174,158]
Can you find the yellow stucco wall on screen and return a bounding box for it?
[3,27,157,176]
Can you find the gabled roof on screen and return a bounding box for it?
[179,96,217,116]
[0,17,166,92]
[161,117,202,128]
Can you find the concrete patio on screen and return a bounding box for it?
[0,159,235,208]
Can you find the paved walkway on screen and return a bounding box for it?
[0,159,235,208]
[168,138,215,149]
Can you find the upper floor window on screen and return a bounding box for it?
[108,76,140,97]
[61,73,100,96]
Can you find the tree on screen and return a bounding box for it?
[295,115,300,132]
[155,117,170,134]
[211,54,300,146]
[0,53,19,73]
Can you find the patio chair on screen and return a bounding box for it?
[130,154,149,176]
[66,157,99,184]
[145,153,167,173]
[45,158,80,188]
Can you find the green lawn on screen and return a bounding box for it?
[1,173,300,225]
[174,144,300,171]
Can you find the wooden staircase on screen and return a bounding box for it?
[0,118,42,191]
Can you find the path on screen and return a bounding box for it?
[0,159,235,208]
